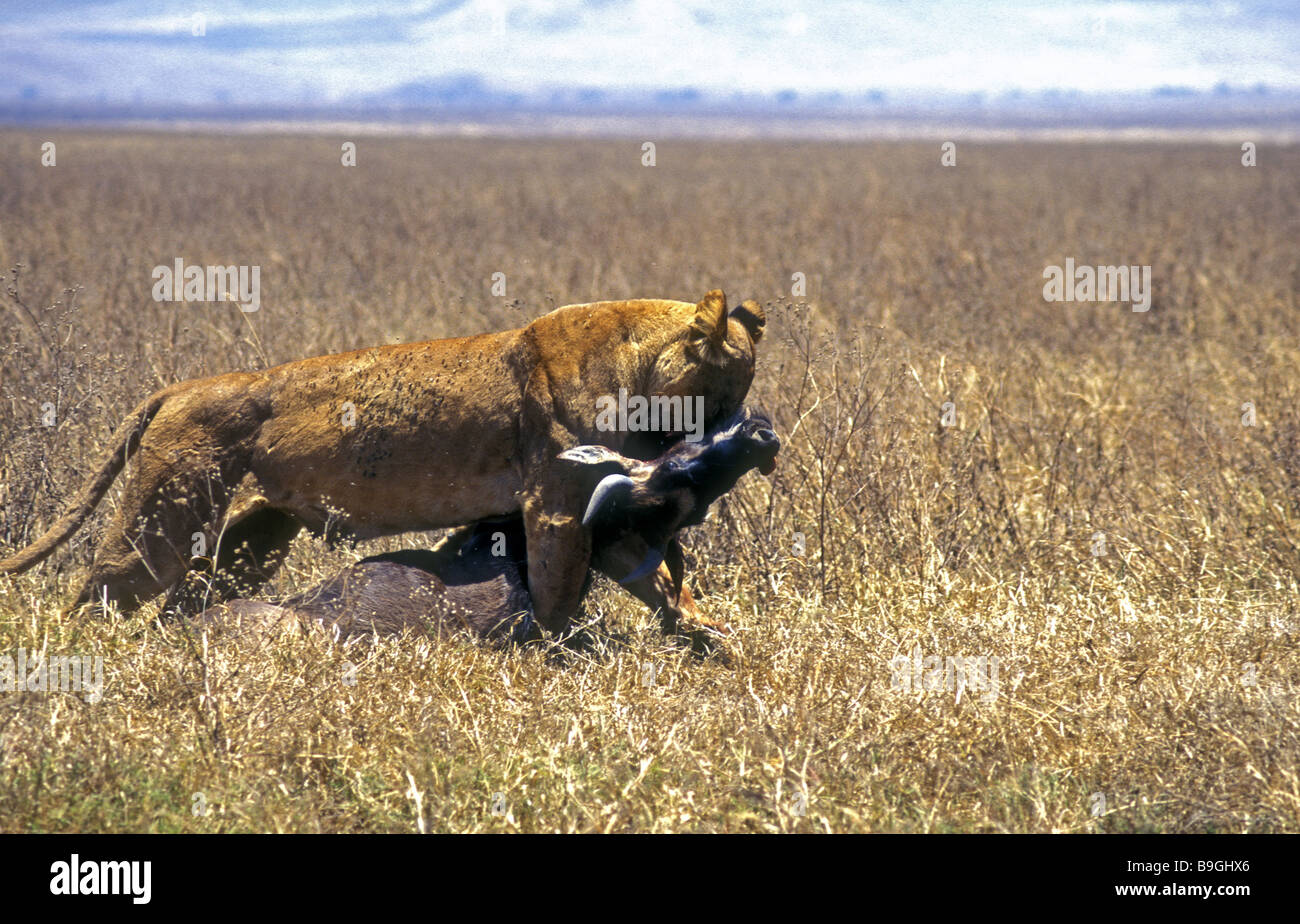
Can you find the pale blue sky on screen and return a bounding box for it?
[2,1,1296,105]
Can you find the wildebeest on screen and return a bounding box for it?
[200,407,779,647]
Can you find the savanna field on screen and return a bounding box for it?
[0,131,1297,832]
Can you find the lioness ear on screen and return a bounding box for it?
[730,298,765,343]
[688,289,729,347]
[557,445,633,474]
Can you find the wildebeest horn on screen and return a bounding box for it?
[582,473,635,527]
[620,545,665,585]
[558,445,626,468]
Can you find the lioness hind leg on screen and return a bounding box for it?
[162,508,302,616]
[70,513,188,616]
[71,452,259,617]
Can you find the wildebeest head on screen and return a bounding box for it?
[558,406,780,583]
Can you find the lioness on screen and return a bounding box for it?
[0,290,764,638]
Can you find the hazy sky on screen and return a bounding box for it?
[3,0,1297,104]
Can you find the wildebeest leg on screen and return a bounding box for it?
[593,536,727,647]
[661,538,715,633]
[187,599,305,652]
[427,524,475,558]
[163,508,302,616]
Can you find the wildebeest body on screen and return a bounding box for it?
[212,524,536,644]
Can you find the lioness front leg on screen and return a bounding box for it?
[521,496,593,637]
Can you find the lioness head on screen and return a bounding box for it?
[631,289,765,455]
[660,289,765,418]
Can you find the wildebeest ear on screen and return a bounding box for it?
[688,289,729,347]
[731,298,765,343]
[557,445,633,474]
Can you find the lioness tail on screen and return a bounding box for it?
[0,388,172,574]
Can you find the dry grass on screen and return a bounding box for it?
[1,131,1298,832]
